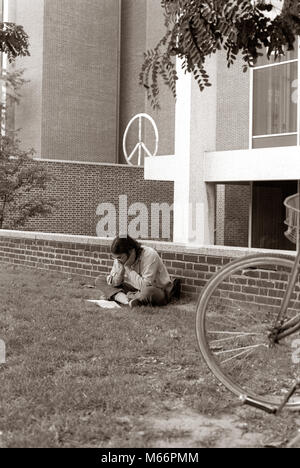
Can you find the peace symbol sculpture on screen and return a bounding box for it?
[123,113,159,166]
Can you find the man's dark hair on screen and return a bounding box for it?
[111,235,143,259]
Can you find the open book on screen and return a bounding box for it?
[87,299,121,309]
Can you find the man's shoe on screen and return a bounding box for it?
[129,298,141,308]
[114,292,129,305]
[170,278,181,300]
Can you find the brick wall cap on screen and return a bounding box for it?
[0,230,297,259]
[34,157,173,169]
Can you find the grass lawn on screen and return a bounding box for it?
[0,263,300,448]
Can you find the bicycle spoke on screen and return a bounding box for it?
[210,333,263,344]
[208,331,261,336]
[215,343,267,356]
[221,347,261,365]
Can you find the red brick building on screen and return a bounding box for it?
[2,0,176,239]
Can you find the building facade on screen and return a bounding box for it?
[146,27,300,252]
[1,0,175,238]
[4,0,175,163]
[2,0,300,250]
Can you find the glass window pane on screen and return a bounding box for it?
[253,62,297,136]
[252,134,297,148]
[252,181,297,251]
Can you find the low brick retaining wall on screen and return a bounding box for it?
[0,230,296,301]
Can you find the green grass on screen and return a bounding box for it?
[0,263,299,448]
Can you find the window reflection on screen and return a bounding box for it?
[253,62,297,137]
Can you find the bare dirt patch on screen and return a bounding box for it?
[145,407,262,448]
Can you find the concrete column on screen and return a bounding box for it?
[6,0,16,20]
[173,59,192,243]
[173,56,217,245]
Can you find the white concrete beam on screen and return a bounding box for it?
[205,146,300,182]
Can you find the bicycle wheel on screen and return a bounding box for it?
[196,253,300,409]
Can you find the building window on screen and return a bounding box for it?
[244,41,300,251]
[252,44,299,148]
[215,181,298,251]
[251,180,297,251]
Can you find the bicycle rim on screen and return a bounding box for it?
[196,254,300,409]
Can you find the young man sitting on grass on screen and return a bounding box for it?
[95,235,180,308]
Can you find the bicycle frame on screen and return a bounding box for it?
[272,246,300,343]
[245,194,300,412]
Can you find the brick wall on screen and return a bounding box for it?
[224,184,251,247]
[42,0,120,163]
[0,233,231,299]
[0,231,296,304]
[215,53,251,248]
[216,52,250,153]
[13,160,174,240]
[13,0,175,165]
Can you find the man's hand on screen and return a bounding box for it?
[124,249,136,269]
[107,275,113,285]
[117,261,125,272]
[107,260,125,287]
[115,261,125,278]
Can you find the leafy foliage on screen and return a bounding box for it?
[0,136,56,229]
[140,0,300,109]
[0,21,57,229]
[0,72,57,229]
[0,68,29,135]
[0,22,30,62]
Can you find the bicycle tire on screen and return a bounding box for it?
[196,253,300,409]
